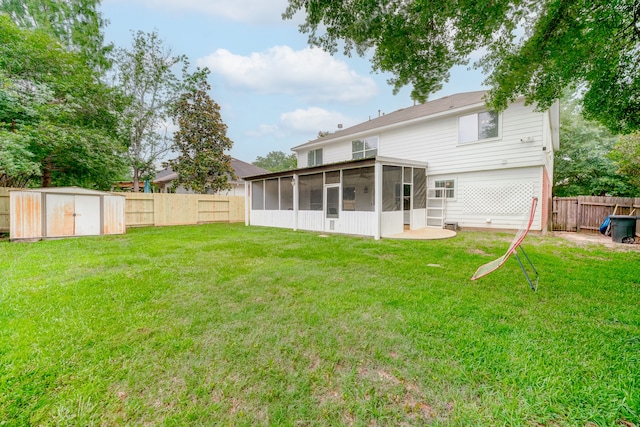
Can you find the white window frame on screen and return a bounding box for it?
[458,111,500,144]
[352,136,378,159]
[308,148,323,166]
[434,179,456,200]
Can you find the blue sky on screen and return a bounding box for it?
[101,0,487,163]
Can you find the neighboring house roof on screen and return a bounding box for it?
[154,158,269,184]
[292,90,489,150]
[230,158,270,178]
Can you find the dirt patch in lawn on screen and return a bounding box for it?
[553,231,640,251]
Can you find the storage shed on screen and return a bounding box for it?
[10,187,126,241]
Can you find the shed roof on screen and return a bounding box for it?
[292,91,489,150]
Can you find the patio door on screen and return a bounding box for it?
[325,185,339,231]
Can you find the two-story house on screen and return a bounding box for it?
[245,91,559,239]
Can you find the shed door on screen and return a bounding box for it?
[74,195,101,235]
[46,194,101,237]
[46,194,75,237]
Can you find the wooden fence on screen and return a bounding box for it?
[553,196,640,233]
[124,193,244,227]
[0,188,245,233]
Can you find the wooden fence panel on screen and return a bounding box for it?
[0,188,13,232]
[553,196,640,233]
[552,197,578,231]
[124,193,245,227]
[125,194,155,227]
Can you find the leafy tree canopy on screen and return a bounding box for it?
[0,14,126,188]
[554,96,639,197]
[610,133,640,192]
[0,0,111,71]
[112,30,196,192]
[165,77,235,194]
[284,0,640,134]
[253,151,297,172]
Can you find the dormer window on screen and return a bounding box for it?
[458,111,499,143]
[352,136,378,159]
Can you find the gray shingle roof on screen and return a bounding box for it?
[154,158,269,184]
[292,90,488,150]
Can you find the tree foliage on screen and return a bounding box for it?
[0,0,111,71]
[112,30,190,192]
[0,14,126,188]
[284,0,640,134]
[610,133,640,191]
[165,78,235,194]
[554,97,639,197]
[253,151,297,172]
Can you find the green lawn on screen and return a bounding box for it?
[1,224,638,426]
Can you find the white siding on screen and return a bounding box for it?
[295,99,548,176]
[250,210,295,229]
[430,167,543,231]
[336,211,377,236]
[380,100,546,175]
[411,209,426,229]
[297,211,324,232]
[381,211,404,237]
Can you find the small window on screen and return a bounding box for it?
[308,148,323,166]
[458,111,499,143]
[435,180,455,199]
[352,136,378,159]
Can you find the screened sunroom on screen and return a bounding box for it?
[246,157,428,239]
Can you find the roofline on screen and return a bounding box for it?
[292,93,531,152]
[292,94,493,151]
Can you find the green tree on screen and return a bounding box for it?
[253,151,297,172]
[554,97,639,197]
[112,30,188,192]
[284,0,640,134]
[0,0,111,71]
[0,15,126,188]
[165,78,235,194]
[610,133,640,192]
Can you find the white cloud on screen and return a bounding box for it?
[199,46,378,103]
[280,108,352,134]
[245,107,354,139]
[245,124,281,138]
[104,0,291,24]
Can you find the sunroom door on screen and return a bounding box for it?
[325,185,339,232]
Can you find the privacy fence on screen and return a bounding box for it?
[0,188,245,233]
[552,196,640,233]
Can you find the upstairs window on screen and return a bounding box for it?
[307,148,323,166]
[458,111,499,143]
[352,136,378,159]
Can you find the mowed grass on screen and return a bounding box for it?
[0,224,638,426]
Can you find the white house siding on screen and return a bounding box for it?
[430,166,543,230]
[380,100,547,176]
[250,210,295,229]
[412,208,427,230]
[333,211,377,236]
[297,211,324,232]
[381,211,404,237]
[299,141,352,168]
